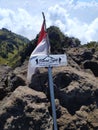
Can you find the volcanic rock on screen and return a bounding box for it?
[0,86,52,130]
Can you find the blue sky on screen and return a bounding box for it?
[0,0,98,44]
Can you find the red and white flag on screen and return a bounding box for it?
[27,20,50,82]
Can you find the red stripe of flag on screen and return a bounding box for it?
[37,20,47,44]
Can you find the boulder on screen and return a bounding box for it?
[0,86,52,130]
[0,65,25,100]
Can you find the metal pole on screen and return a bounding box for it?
[42,12,58,130]
[48,66,58,130]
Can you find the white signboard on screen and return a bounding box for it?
[30,54,67,67]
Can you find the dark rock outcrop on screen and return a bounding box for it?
[0,46,98,130]
[0,65,25,100]
[67,47,98,76]
[83,61,98,76]
[0,86,52,130]
[52,66,98,114]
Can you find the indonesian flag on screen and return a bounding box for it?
[27,20,50,82]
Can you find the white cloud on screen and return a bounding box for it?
[0,8,42,39]
[85,18,98,41]
[0,0,98,44]
[47,1,98,44]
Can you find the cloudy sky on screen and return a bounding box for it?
[0,0,98,44]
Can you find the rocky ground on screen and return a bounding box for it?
[0,46,98,130]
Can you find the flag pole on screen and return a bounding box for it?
[42,12,50,54]
[42,12,58,130]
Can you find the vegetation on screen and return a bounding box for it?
[0,28,30,67]
[47,26,81,53]
[86,41,98,49]
[1,26,97,68]
[0,26,82,67]
[82,41,98,53]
